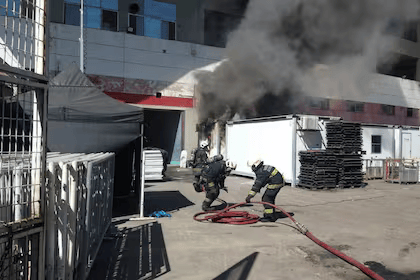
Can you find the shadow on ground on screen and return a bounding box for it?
[113,190,195,218]
[364,261,420,280]
[88,221,170,280]
[213,252,259,280]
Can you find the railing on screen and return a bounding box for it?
[45,152,115,280]
[385,158,419,184]
[364,159,386,180]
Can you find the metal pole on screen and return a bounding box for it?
[80,0,84,72]
[130,126,154,221]
[291,116,297,188]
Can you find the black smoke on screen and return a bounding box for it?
[195,0,420,122]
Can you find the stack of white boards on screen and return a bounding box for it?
[144,150,164,181]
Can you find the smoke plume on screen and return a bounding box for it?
[195,0,420,121]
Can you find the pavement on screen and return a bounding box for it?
[88,166,420,280]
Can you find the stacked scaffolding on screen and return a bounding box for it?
[298,151,338,189]
[327,121,364,188]
[298,121,364,189]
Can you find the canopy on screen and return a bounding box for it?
[46,63,143,153]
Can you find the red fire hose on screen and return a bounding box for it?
[194,201,385,280]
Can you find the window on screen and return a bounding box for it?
[102,9,117,31]
[0,0,21,18]
[376,54,418,81]
[372,135,382,154]
[382,105,395,115]
[347,102,364,112]
[204,10,243,47]
[402,21,418,42]
[21,0,34,19]
[128,0,176,40]
[161,20,176,40]
[64,0,118,31]
[309,98,329,110]
[407,108,414,117]
[65,3,80,26]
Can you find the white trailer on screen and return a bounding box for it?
[225,114,420,185]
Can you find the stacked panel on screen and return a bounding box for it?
[298,151,338,189]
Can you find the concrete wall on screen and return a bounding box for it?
[49,23,223,86]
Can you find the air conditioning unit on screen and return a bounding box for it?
[300,116,319,130]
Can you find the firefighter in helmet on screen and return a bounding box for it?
[201,155,236,211]
[245,159,284,222]
[192,140,210,192]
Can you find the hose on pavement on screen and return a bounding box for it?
[193,201,385,280]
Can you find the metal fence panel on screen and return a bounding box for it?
[0,66,47,280]
[45,152,115,280]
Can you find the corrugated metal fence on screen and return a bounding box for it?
[45,152,115,280]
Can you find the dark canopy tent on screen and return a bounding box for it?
[46,63,143,153]
[40,63,144,197]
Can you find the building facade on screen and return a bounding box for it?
[48,0,247,163]
[48,0,420,162]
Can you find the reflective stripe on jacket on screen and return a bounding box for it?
[251,165,284,193]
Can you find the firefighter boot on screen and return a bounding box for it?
[193,183,203,193]
[260,209,277,222]
[202,199,212,212]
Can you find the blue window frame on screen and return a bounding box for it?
[64,0,118,30]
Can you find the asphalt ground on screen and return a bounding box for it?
[88,166,420,280]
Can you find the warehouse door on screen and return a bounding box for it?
[144,110,183,164]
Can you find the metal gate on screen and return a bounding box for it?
[0,64,48,279]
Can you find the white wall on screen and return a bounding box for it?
[226,118,294,182]
[308,67,420,109]
[362,126,395,160]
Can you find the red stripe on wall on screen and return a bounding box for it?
[105,92,194,108]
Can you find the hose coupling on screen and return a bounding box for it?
[296,222,309,234]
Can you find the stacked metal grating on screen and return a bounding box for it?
[298,151,339,189]
[326,121,364,188]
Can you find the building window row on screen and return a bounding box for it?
[0,0,35,20]
[347,102,364,113]
[308,99,416,118]
[64,0,176,40]
[309,98,329,110]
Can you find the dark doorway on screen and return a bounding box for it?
[144,109,183,164]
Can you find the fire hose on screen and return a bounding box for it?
[193,201,385,280]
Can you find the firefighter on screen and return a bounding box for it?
[245,159,284,222]
[192,140,210,192]
[201,155,236,211]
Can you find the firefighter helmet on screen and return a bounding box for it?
[200,140,209,149]
[247,159,263,171]
[226,160,237,170]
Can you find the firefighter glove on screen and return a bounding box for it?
[245,190,256,203]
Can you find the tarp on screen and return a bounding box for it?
[46,63,143,153]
